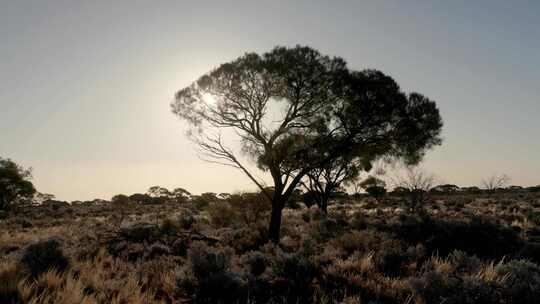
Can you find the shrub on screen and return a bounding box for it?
[518,242,540,264]
[179,210,195,230]
[192,196,210,210]
[160,217,182,235]
[244,251,267,276]
[208,202,238,228]
[497,260,540,304]
[189,242,229,277]
[120,224,160,243]
[365,186,386,198]
[19,238,70,278]
[272,253,319,302]
[392,215,524,260]
[409,270,501,304]
[147,243,171,259]
[0,263,21,303]
[227,192,271,223]
[187,242,246,302]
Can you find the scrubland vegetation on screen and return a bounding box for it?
[2,188,540,303]
[2,45,539,303]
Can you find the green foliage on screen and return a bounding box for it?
[0,157,36,211]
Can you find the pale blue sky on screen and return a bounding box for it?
[1,1,538,201]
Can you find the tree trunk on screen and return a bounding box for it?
[268,199,284,243]
[317,192,330,214]
[319,197,328,214]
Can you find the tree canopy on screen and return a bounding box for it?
[0,157,36,211]
[172,45,443,242]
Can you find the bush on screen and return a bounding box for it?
[409,270,501,304]
[147,243,171,259]
[208,202,238,228]
[227,192,271,223]
[19,238,70,278]
[245,251,267,276]
[187,242,246,302]
[272,253,319,303]
[192,196,210,210]
[0,264,21,303]
[497,260,540,304]
[365,186,386,198]
[179,210,195,230]
[392,215,524,260]
[120,224,160,243]
[160,217,182,235]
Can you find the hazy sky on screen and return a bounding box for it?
[1,1,539,201]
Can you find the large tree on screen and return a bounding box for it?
[172,46,442,242]
[0,157,36,211]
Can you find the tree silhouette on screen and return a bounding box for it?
[0,157,36,211]
[392,167,436,213]
[172,45,443,242]
[360,176,387,198]
[482,174,510,192]
[300,155,362,213]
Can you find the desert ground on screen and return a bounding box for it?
[1,190,540,304]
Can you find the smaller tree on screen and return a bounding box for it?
[172,187,191,203]
[218,193,231,200]
[129,193,153,204]
[392,167,435,213]
[33,192,55,205]
[111,194,131,223]
[360,176,387,198]
[301,156,364,213]
[430,184,459,194]
[482,174,510,192]
[0,158,36,211]
[200,192,218,202]
[147,186,171,198]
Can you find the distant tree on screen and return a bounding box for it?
[300,156,363,213]
[172,46,442,242]
[111,194,130,206]
[526,185,540,193]
[393,167,435,213]
[111,194,131,223]
[365,186,386,198]
[200,192,218,202]
[128,193,152,204]
[148,186,171,198]
[33,192,55,205]
[391,186,410,196]
[0,158,36,211]
[482,174,510,192]
[461,186,481,194]
[360,176,387,198]
[507,185,524,192]
[218,192,231,200]
[430,184,460,194]
[172,187,191,202]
